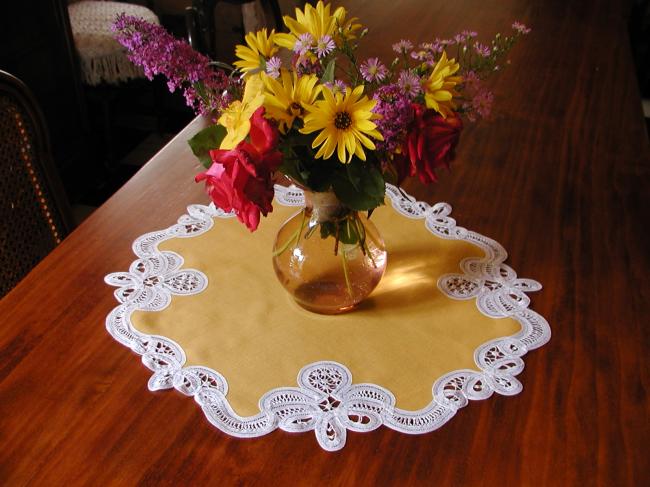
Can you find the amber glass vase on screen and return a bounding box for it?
[272,189,388,314]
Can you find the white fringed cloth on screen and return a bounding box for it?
[68,1,160,86]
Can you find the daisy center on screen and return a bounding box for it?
[334,111,352,130]
[290,102,304,116]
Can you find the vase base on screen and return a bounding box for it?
[294,300,358,315]
[289,278,381,314]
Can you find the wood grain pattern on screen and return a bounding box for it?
[1,0,648,485]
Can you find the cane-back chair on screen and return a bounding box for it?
[0,70,74,297]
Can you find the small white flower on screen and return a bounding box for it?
[265,56,282,78]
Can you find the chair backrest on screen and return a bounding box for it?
[0,70,74,298]
[185,0,284,59]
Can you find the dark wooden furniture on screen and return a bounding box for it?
[185,0,284,57]
[0,0,90,199]
[0,70,74,298]
[0,0,648,484]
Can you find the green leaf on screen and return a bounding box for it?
[345,162,361,190]
[305,158,337,191]
[331,158,386,211]
[321,59,336,84]
[187,124,227,168]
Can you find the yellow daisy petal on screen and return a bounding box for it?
[423,49,461,118]
[279,0,361,51]
[262,70,320,133]
[234,28,278,75]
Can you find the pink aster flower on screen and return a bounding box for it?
[512,22,531,34]
[324,79,347,95]
[461,71,494,122]
[472,89,493,120]
[429,39,445,53]
[474,42,491,57]
[392,39,413,53]
[411,50,433,62]
[315,35,335,58]
[265,56,282,78]
[360,57,388,82]
[397,70,422,98]
[294,33,314,55]
[462,30,478,38]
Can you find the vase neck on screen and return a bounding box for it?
[303,190,350,223]
[305,190,340,208]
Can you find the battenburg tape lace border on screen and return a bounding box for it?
[104,184,551,451]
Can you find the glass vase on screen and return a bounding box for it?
[272,189,388,314]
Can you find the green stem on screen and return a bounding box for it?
[272,209,306,257]
[293,210,307,251]
[353,215,378,269]
[304,222,318,239]
[361,217,381,249]
[364,239,377,268]
[352,215,366,255]
[272,229,300,257]
[334,223,340,256]
[341,247,353,298]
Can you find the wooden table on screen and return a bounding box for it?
[1,0,648,484]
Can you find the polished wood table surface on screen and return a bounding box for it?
[1,0,648,485]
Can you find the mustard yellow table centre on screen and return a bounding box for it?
[105,185,550,451]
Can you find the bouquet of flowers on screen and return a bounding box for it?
[114,3,529,313]
[114,2,529,232]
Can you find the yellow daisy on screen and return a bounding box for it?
[233,28,278,75]
[423,50,463,118]
[261,70,321,133]
[274,1,361,51]
[218,74,265,149]
[301,85,383,164]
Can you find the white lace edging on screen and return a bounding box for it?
[105,184,551,451]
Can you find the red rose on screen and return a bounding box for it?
[195,107,282,231]
[249,105,278,154]
[405,104,462,184]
